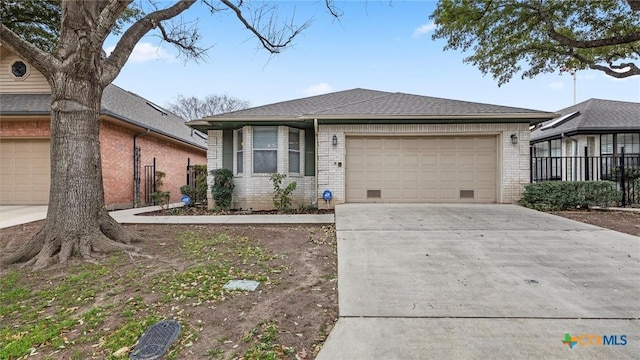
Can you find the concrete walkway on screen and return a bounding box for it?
[317,204,640,359]
[0,203,334,229]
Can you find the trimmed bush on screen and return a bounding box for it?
[211,168,234,210]
[520,181,620,211]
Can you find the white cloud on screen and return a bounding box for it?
[304,83,333,96]
[549,82,564,90]
[413,23,436,38]
[105,42,176,64]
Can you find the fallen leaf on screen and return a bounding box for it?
[112,346,129,357]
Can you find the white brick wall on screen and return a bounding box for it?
[318,123,531,205]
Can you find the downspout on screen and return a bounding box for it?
[133,129,150,207]
[314,118,319,207]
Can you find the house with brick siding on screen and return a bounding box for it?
[0,46,207,209]
[187,89,556,210]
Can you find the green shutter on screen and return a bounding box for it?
[304,128,315,176]
[222,129,233,170]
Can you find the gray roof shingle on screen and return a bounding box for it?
[0,84,206,149]
[203,88,550,120]
[531,98,640,142]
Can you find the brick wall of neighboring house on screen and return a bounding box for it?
[136,132,206,207]
[99,120,136,209]
[0,119,51,137]
[1,118,205,209]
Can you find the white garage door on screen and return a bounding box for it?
[0,139,50,204]
[346,136,497,203]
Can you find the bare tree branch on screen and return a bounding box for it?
[218,0,311,53]
[101,0,197,86]
[91,0,134,52]
[0,24,57,78]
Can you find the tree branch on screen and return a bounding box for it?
[0,23,57,78]
[101,0,196,86]
[537,3,640,48]
[218,0,311,54]
[90,0,133,51]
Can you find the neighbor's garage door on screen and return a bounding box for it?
[346,136,497,203]
[0,139,50,204]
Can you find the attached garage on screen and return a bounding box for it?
[345,136,497,203]
[0,139,50,204]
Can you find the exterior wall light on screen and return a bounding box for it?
[332,135,338,146]
[510,133,518,145]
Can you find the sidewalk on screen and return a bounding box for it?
[111,203,334,224]
[0,203,334,229]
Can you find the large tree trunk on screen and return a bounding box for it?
[2,73,139,270]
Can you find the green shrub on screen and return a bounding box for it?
[150,171,170,209]
[270,173,297,212]
[520,181,620,211]
[181,165,208,206]
[211,168,234,210]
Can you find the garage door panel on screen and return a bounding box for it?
[0,139,50,205]
[346,136,497,203]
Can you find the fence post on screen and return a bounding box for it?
[153,157,157,195]
[529,146,533,183]
[584,146,589,181]
[620,146,626,207]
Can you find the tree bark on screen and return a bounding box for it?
[1,72,138,270]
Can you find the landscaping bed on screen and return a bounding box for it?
[0,222,337,359]
[552,209,640,237]
[139,207,335,217]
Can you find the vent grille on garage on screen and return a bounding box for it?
[460,190,475,199]
[367,190,381,198]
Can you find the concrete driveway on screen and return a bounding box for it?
[317,204,639,359]
[0,205,47,229]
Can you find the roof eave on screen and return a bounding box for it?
[197,112,558,126]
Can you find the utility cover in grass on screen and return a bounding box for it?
[130,319,181,360]
[223,279,260,291]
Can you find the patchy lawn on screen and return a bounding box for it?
[0,223,337,359]
[552,210,640,237]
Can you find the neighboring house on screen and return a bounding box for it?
[0,45,207,209]
[187,88,555,210]
[530,99,640,182]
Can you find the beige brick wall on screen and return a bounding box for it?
[318,123,531,205]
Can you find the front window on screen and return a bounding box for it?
[253,126,278,173]
[601,134,614,155]
[617,133,639,155]
[236,129,243,174]
[289,129,300,173]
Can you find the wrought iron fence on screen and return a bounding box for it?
[144,158,156,205]
[530,147,640,207]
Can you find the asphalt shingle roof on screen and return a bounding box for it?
[531,98,640,142]
[203,88,548,120]
[0,84,206,149]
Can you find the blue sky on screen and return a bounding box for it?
[107,1,640,113]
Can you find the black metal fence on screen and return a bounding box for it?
[531,147,640,207]
[185,159,207,204]
[144,157,156,205]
